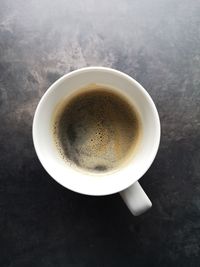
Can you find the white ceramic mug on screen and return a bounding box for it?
[32,67,160,216]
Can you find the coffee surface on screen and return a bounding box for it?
[52,86,141,173]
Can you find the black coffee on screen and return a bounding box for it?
[52,85,141,173]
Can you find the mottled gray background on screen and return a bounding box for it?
[0,0,200,266]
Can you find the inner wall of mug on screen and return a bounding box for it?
[33,68,160,195]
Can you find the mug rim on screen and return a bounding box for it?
[33,67,161,195]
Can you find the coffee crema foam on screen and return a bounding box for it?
[52,85,142,173]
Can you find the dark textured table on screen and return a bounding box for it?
[0,0,200,266]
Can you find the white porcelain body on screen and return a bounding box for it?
[33,67,160,215]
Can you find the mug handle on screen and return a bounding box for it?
[120,181,152,216]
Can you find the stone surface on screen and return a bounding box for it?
[0,0,200,266]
